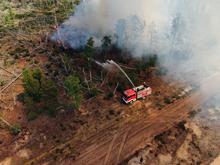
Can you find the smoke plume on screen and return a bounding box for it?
[51,0,220,86]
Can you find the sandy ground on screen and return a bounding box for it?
[127,97,220,165]
[1,60,219,165]
[1,50,191,165]
[211,155,220,165]
[1,31,220,165]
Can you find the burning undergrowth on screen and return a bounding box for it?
[51,0,220,90]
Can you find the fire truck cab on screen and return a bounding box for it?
[122,84,152,104]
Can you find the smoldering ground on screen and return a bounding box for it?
[51,0,220,97]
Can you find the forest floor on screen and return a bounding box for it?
[127,101,220,165]
[0,54,190,164]
[0,1,220,165]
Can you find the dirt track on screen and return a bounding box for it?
[64,93,201,165]
[24,92,202,165]
[25,74,220,165]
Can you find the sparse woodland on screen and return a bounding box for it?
[1,0,160,120]
[0,0,185,163]
[1,1,219,165]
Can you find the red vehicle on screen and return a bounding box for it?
[122,84,152,104]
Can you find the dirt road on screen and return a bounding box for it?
[25,92,202,165]
[64,93,201,165]
[25,74,220,165]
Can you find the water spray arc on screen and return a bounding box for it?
[92,59,135,88]
[52,0,220,91]
[92,59,152,104]
[106,60,135,88]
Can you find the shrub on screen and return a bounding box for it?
[136,55,158,72]
[23,68,58,102]
[157,67,168,76]
[208,151,214,158]
[23,68,43,102]
[46,107,57,117]
[116,84,124,93]
[22,68,58,119]
[3,7,15,27]
[0,79,5,86]
[164,97,172,104]
[10,124,21,135]
[173,95,181,100]
[148,55,158,67]
[108,109,115,115]
[106,92,114,99]
[23,93,35,110]
[155,102,164,110]
[189,111,197,119]
[89,87,99,98]
[27,111,38,121]
[102,35,112,58]
[64,75,82,109]
[127,71,139,85]
[84,37,94,58]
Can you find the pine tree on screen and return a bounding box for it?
[85,37,94,59]
[101,35,112,58]
[64,75,82,109]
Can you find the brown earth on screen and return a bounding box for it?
[0,56,185,164]
[57,92,202,165]
[1,39,220,165]
[24,73,220,165]
[0,59,194,165]
[1,12,220,164]
[127,119,220,165]
[127,98,220,165]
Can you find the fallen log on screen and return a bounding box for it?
[0,66,17,77]
[0,72,22,93]
[0,117,13,128]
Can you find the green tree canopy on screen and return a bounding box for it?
[64,75,82,109]
[23,68,58,102]
[85,37,95,59]
[23,68,58,118]
[101,35,112,53]
[23,68,42,102]
[3,7,15,27]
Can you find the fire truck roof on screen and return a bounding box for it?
[124,89,136,97]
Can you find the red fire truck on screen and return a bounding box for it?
[93,60,152,104]
[122,84,152,104]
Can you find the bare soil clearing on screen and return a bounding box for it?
[127,92,220,165]
[1,2,220,165]
[24,73,220,165]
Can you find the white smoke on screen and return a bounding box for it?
[51,0,220,85]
